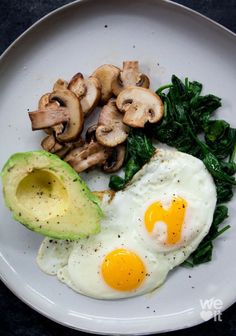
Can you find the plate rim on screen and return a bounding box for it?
[0,0,236,334]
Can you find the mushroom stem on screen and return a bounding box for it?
[29,108,69,130]
[64,142,112,173]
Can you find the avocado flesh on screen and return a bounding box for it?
[1,151,102,239]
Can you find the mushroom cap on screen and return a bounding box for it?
[38,93,61,135]
[53,79,69,91]
[96,98,129,147]
[68,73,87,97]
[116,87,164,128]
[92,64,120,104]
[69,73,101,116]
[64,141,112,173]
[49,89,84,142]
[102,144,126,173]
[112,61,150,96]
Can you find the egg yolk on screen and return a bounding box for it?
[101,249,146,291]
[145,197,187,244]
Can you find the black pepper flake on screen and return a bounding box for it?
[19,212,22,217]
[73,178,77,182]
[118,234,121,238]
[104,24,108,28]
[189,275,192,278]
[146,306,150,309]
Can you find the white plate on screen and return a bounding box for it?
[0,0,235,334]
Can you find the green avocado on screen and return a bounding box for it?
[1,151,102,239]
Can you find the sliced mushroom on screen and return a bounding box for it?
[53,79,68,91]
[68,73,101,116]
[29,107,70,130]
[96,99,129,147]
[92,65,120,103]
[41,134,63,153]
[85,124,97,143]
[38,93,63,135]
[64,141,112,173]
[102,144,125,173]
[49,89,83,142]
[116,87,164,128]
[29,89,84,142]
[112,61,150,96]
[41,134,84,158]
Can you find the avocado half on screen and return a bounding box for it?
[1,151,102,239]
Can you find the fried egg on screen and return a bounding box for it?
[37,148,217,299]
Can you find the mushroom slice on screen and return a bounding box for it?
[41,134,84,158]
[29,90,83,142]
[68,73,101,116]
[112,61,150,96]
[85,124,97,143]
[96,99,129,147]
[103,144,125,173]
[41,134,64,153]
[38,93,63,135]
[29,107,70,130]
[116,87,164,128]
[64,142,112,173]
[92,65,120,103]
[53,79,69,91]
[49,89,84,142]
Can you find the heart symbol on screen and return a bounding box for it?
[200,310,214,321]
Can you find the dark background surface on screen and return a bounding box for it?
[0,0,236,335]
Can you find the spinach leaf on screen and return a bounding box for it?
[109,175,125,191]
[184,206,229,266]
[216,180,234,204]
[204,120,236,159]
[109,129,155,190]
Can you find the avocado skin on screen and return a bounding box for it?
[1,150,103,240]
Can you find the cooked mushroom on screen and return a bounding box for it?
[102,144,125,173]
[41,134,84,158]
[38,93,64,136]
[85,124,97,143]
[116,87,164,128]
[112,61,150,96]
[64,141,112,173]
[92,64,120,103]
[96,99,129,147]
[29,89,84,142]
[41,134,63,153]
[68,73,101,116]
[53,79,68,91]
